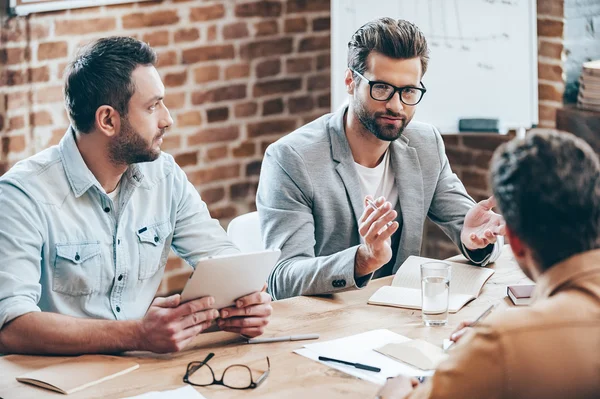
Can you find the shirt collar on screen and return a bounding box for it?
[533,248,600,302]
[58,126,144,198]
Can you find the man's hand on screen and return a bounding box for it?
[137,294,219,353]
[377,375,420,399]
[217,285,272,338]
[449,320,473,344]
[461,196,506,250]
[355,196,399,278]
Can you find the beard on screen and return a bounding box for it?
[108,118,164,165]
[354,95,409,142]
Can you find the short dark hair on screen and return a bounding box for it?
[64,36,157,133]
[348,17,429,78]
[491,130,600,270]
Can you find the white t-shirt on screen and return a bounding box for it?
[106,182,121,215]
[354,148,398,211]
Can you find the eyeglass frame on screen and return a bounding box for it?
[350,68,427,105]
[183,352,271,390]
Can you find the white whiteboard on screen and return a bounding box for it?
[331,0,538,133]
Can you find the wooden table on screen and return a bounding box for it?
[0,247,531,399]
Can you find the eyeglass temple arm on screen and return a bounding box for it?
[253,357,271,387]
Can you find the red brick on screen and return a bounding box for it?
[177,111,202,127]
[230,182,256,199]
[209,205,237,220]
[157,50,178,67]
[308,74,330,90]
[240,38,293,60]
[206,107,229,123]
[0,47,28,65]
[232,142,256,158]
[312,17,330,31]
[8,116,25,131]
[537,0,564,18]
[143,30,170,47]
[316,53,330,69]
[538,82,564,102]
[189,126,239,146]
[537,18,563,38]
[192,84,247,104]
[284,17,307,33]
[7,91,28,109]
[174,28,200,43]
[122,11,179,29]
[223,22,250,40]
[246,160,262,176]
[225,63,250,80]
[256,59,281,78]
[1,69,25,86]
[189,164,240,184]
[30,110,53,127]
[538,63,563,82]
[261,139,276,154]
[35,85,64,104]
[263,98,284,115]
[182,45,234,64]
[38,41,68,61]
[253,78,301,97]
[461,171,489,191]
[286,57,312,73]
[207,25,218,41]
[462,134,511,152]
[205,145,228,161]
[235,1,282,17]
[30,66,50,83]
[194,65,220,83]
[317,93,330,109]
[286,0,329,13]
[0,162,7,176]
[175,151,198,167]
[164,92,186,109]
[538,104,559,122]
[190,5,225,22]
[7,135,26,153]
[49,128,66,146]
[235,102,258,118]
[201,187,226,205]
[55,18,116,36]
[441,134,460,147]
[255,20,279,36]
[247,119,297,137]
[289,95,314,113]
[302,111,327,124]
[1,20,49,43]
[445,148,472,167]
[299,35,330,52]
[164,70,188,87]
[162,134,182,151]
[538,40,563,59]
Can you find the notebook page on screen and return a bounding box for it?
[449,263,495,297]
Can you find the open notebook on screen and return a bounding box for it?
[16,355,139,394]
[368,255,495,313]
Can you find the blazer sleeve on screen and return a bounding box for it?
[256,143,369,300]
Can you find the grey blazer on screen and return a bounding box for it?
[257,106,498,300]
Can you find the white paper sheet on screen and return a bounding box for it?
[121,385,207,399]
[294,329,434,385]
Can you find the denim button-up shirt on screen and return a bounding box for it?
[0,128,238,329]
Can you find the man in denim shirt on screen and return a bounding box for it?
[0,37,272,355]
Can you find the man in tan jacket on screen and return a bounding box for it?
[378,130,600,399]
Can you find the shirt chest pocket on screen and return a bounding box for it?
[53,242,102,296]
[136,220,172,280]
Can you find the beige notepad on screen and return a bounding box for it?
[368,255,495,313]
[376,340,448,370]
[16,355,139,394]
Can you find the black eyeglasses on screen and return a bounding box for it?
[351,69,427,105]
[183,353,270,390]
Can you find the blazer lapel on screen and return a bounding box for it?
[390,137,425,273]
[328,107,365,225]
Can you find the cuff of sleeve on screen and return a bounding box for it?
[0,298,41,331]
[354,272,373,288]
[461,237,503,266]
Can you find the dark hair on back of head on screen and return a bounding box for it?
[64,36,157,133]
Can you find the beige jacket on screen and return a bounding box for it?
[406,249,600,399]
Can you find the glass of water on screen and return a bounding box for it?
[421,262,451,326]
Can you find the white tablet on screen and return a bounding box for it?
[180,249,281,309]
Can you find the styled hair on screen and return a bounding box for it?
[64,36,157,133]
[347,17,429,78]
[491,130,600,270]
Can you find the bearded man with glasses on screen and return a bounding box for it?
[257,17,505,300]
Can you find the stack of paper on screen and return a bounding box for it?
[578,60,600,112]
[368,256,495,313]
[294,329,436,385]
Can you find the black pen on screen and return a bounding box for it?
[318,356,381,372]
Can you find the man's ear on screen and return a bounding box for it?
[95,105,120,138]
[344,69,355,95]
[506,226,525,258]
